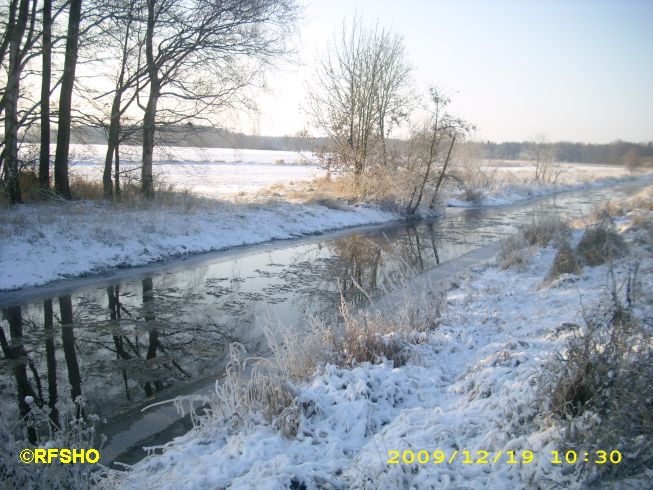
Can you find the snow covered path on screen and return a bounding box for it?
[116,216,652,489]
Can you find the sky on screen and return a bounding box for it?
[247,0,653,144]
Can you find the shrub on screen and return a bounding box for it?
[542,267,652,485]
[546,240,581,280]
[521,216,570,247]
[576,225,628,266]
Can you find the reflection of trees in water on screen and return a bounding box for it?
[267,225,444,323]
[1,298,85,440]
[0,273,255,428]
[44,299,59,427]
[1,306,39,442]
[60,295,83,419]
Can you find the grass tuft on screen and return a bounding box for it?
[546,240,581,281]
[541,263,652,485]
[497,235,528,270]
[576,224,628,267]
[521,216,570,247]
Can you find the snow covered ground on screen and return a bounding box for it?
[114,202,652,489]
[0,199,398,291]
[445,175,641,208]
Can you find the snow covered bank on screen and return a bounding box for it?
[115,205,652,489]
[0,199,398,291]
[2,174,649,292]
[445,174,644,207]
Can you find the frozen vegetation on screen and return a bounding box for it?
[108,187,653,489]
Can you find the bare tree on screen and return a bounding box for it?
[53,0,83,199]
[308,17,412,179]
[2,0,39,204]
[138,0,298,197]
[84,0,145,199]
[622,147,641,173]
[405,88,471,215]
[525,137,562,184]
[38,0,53,191]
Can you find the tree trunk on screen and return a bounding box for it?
[406,131,438,215]
[104,7,132,200]
[141,0,158,198]
[141,89,158,197]
[103,95,122,199]
[54,0,83,199]
[114,143,121,197]
[39,0,52,191]
[3,0,30,204]
[429,136,456,209]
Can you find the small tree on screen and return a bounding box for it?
[308,17,412,180]
[405,88,471,215]
[524,137,562,184]
[622,147,641,173]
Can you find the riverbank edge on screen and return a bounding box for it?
[1,174,648,293]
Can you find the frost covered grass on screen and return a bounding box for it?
[497,215,570,270]
[0,398,112,489]
[161,283,446,443]
[114,196,653,489]
[266,284,446,380]
[445,173,644,208]
[266,170,410,215]
[541,268,652,485]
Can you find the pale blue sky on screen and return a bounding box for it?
[251,0,653,143]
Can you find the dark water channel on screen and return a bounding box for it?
[0,180,648,467]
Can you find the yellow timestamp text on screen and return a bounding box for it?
[387,449,623,465]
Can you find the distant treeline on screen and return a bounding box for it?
[52,125,325,153]
[43,125,653,165]
[465,140,653,165]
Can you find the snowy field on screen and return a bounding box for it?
[62,144,632,200]
[113,198,653,489]
[66,144,323,197]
